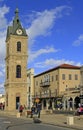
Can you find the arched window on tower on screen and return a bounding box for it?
[17,41,21,52]
[16,65,21,78]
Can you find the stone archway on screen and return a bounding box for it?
[74,96,80,108]
[43,99,46,109]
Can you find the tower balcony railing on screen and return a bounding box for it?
[40,81,50,87]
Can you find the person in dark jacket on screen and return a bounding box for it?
[31,105,36,118]
[36,102,41,118]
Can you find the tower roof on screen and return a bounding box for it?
[34,63,80,77]
[6,8,27,40]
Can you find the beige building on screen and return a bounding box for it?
[0,94,5,103]
[27,68,34,109]
[4,8,28,111]
[34,64,81,110]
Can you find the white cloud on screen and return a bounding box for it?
[0,0,4,2]
[0,71,3,77]
[27,5,71,62]
[34,58,81,68]
[27,5,71,45]
[73,34,83,46]
[0,34,6,61]
[0,83,4,88]
[0,5,9,61]
[0,62,5,77]
[0,83,4,94]
[0,5,9,29]
[28,47,60,62]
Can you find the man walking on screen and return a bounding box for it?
[36,102,41,118]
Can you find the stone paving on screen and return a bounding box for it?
[0,110,83,130]
[40,113,83,130]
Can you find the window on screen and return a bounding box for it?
[62,74,65,80]
[69,74,72,80]
[7,44,9,55]
[45,74,50,82]
[75,74,78,80]
[36,81,38,86]
[52,76,54,82]
[48,74,50,81]
[44,75,50,82]
[7,66,9,79]
[17,41,21,52]
[29,87,31,93]
[56,75,58,80]
[6,94,8,106]
[16,65,21,78]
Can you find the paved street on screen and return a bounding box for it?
[0,110,83,130]
[0,116,32,130]
[6,124,76,130]
[0,116,76,130]
[40,113,83,130]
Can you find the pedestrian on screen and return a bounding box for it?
[36,102,41,118]
[31,105,36,118]
[19,105,24,116]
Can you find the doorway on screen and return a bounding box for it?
[74,96,80,108]
[16,96,20,109]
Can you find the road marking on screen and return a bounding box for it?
[3,121,11,124]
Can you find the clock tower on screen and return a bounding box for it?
[5,8,28,111]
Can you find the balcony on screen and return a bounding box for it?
[64,87,80,95]
[40,81,50,87]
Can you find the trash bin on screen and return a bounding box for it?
[26,110,31,117]
[67,116,74,125]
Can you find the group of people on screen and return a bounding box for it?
[17,102,42,118]
[31,102,41,118]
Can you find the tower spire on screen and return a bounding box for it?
[15,8,19,18]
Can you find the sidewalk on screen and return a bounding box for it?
[39,113,83,130]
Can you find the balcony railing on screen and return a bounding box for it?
[40,81,50,87]
[35,92,57,98]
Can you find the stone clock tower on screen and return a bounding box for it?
[5,8,28,111]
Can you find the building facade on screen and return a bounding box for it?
[4,9,28,111]
[27,68,34,109]
[34,64,81,110]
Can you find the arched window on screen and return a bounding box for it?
[17,41,21,52]
[16,65,21,78]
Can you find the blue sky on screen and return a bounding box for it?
[0,0,83,94]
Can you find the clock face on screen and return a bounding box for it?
[16,29,22,35]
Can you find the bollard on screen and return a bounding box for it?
[67,116,74,125]
[17,112,20,118]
